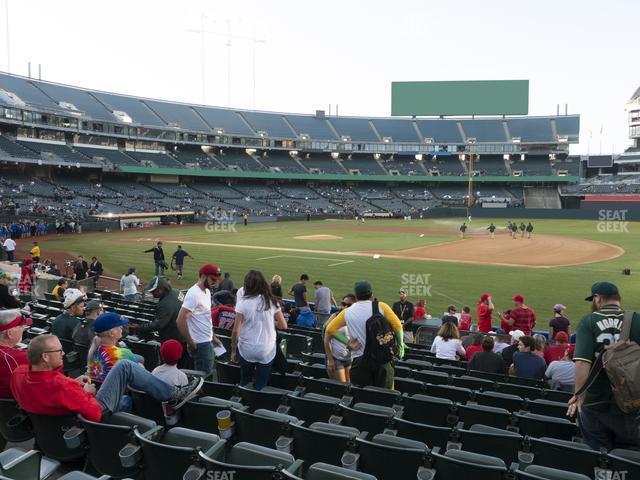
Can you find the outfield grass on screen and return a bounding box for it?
[37,218,640,329]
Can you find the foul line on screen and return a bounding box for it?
[255,254,354,267]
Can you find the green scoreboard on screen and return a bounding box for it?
[391,80,529,116]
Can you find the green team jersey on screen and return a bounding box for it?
[573,304,640,410]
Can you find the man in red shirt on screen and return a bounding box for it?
[502,294,536,335]
[11,334,203,422]
[477,293,494,332]
[0,309,31,398]
[543,331,574,364]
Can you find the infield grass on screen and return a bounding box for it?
[36,218,640,329]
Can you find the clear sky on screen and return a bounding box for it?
[2,0,638,154]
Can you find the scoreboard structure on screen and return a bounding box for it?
[391,80,529,117]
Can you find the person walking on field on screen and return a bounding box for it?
[171,245,194,280]
[460,222,467,239]
[519,222,526,238]
[488,223,496,239]
[526,222,534,239]
[144,241,166,276]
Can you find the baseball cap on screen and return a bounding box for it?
[480,293,490,302]
[354,280,372,298]
[509,329,525,341]
[63,289,87,309]
[585,282,619,301]
[146,276,171,293]
[555,331,569,342]
[93,312,129,334]
[199,264,223,278]
[553,304,566,312]
[0,309,32,331]
[84,300,104,312]
[160,339,183,363]
[512,294,525,303]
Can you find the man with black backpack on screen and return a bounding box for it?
[324,280,405,389]
[568,282,640,450]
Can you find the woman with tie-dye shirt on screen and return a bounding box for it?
[87,312,137,382]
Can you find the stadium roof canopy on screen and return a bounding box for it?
[0,72,579,145]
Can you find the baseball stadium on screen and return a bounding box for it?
[1,3,640,479]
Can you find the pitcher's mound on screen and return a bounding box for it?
[294,234,343,240]
[381,234,624,268]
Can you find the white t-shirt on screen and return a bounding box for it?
[3,239,16,252]
[430,336,466,360]
[120,274,139,295]
[235,294,281,364]
[182,284,213,343]
[152,364,189,387]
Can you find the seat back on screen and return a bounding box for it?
[291,423,359,473]
[303,462,377,480]
[28,413,85,462]
[238,386,290,411]
[431,449,507,479]
[0,399,33,443]
[232,408,296,448]
[302,377,350,398]
[181,397,243,434]
[515,464,592,480]
[526,399,569,419]
[403,394,454,427]
[528,437,604,478]
[339,404,394,435]
[216,361,241,385]
[393,378,425,395]
[79,413,156,477]
[456,404,512,430]
[356,434,428,479]
[514,412,577,440]
[127,340,161,371]
[459,424,523,464]
[350,386,401,407]
[287,393,341,424]
[474,391,523,412]
[129,387,166,425]
[135,427,217,480]
[394,418,453,450]
[201,381,238,400]
[424,384,472,404]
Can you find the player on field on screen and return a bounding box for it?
[526,222,534,239]
[171,245,194,280]
[459,222,467,239]
[487,223,496,239]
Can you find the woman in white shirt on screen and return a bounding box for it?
[430,322,466,360]
[231,270,287,390]
[120,267,140,302]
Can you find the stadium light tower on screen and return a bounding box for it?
[187,16,265,107]
[466,141,477,218]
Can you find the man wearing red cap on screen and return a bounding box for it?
[502,294,536,336]
[0,310,31,398]
[477,293,494,333]
[544,331,574,364]
[176,264,224,375]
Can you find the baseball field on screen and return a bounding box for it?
[23,217,640,328]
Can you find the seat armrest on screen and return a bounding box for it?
[202,439,227,460]
[139,425,164,440]
[285,459,305,476]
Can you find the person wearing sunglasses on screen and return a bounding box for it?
[0,309,32,399]
[10,334,204,423]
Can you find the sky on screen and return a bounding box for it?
[1,0,638,154]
